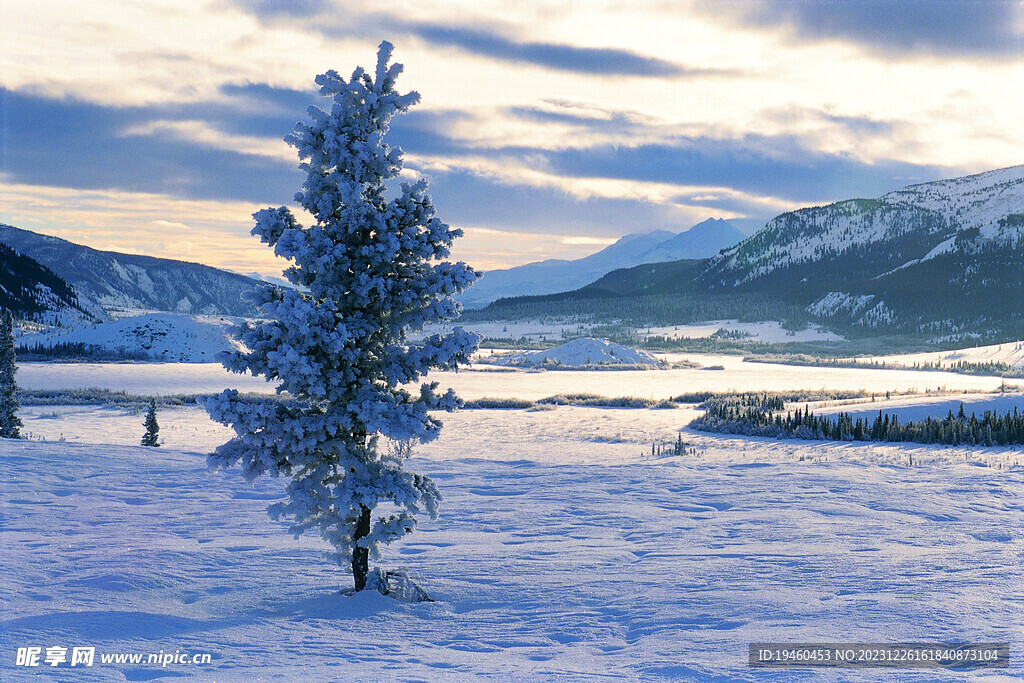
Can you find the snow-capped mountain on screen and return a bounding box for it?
[0,243,100,327]
[460,218,745,308]
[0,225,266,318]
[882,164,1024,243]
[705,164,1024,289]
[645,218,747,262]
[700,164,1024,334]
[488,164,1024,341]
[703,199,949,288]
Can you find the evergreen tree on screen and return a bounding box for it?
[204,42,479,594]
[141,398,160,447]
[0,310,22,439]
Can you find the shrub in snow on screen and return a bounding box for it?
[364,567,433,602]
[0,311,22,439]
[204,42,479,594]
[141,398,160,447]
[462,397,536,410]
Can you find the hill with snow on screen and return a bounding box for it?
[0,225,266,318]
[705,164,1024,288]
[701,165,1024,334]
[18,313,245,362]
[460,218,744,308]
[0,243,100,327]
[491,338,663,369]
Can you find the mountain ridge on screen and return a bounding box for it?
[0,225,266,319]
[0,243,100,326]
[477,164,1024,344]
[460,218,745,308]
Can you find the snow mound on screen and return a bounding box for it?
[18,313,246,362]
[492,338,663,369]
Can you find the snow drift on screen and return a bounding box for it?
[490,338,663,369]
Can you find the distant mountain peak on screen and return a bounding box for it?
[481,163,1024,342]
[459,219,745,308]
[616,229,676,245]
[691,217,730,228]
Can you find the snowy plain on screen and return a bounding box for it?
[419,319,843,345]
[809,392,1024,425]
[3,357,1024,680]
[636,320,842,344]
[17,314,246,363]
[858,341,1024,371]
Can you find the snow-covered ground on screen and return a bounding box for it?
[451,353,1021,401]
[859,341,1024,371]
[18,313,245,362]
[420,318,843,345]
[17,404,237,449]
[3,360,1024,680]
[638,320,843,343]
[806,391,1024,424]
[17,312,842,366]
[18,309,1024,372]
[417,319,598,344]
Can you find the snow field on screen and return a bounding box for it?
[18,404,236,451]
[418,320,599,344]
[861,341,1024,371]
[2,420,1023,680]
[638,320,842,344]
[806,392,1024,425]
[19,355,1022,405]
[445,355,1022,402]
[4,359,1024,680]
[422,319,842,345]
[18,314,247,363]
[15,400,1024,470]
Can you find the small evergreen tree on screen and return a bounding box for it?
[0,310,22,439]
[141,398,160,447]
[204,42,479,594]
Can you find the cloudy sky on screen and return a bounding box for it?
[2,1,1024,276]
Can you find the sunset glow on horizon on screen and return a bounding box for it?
[3,1,1024,276]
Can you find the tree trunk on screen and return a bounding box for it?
[352,504,371,590]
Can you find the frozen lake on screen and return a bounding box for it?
[16,352,1023,400]
[16,362,277,396]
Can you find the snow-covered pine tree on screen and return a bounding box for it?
[204,41,479,594]
[0,310,22,439]
[142,398,160,447]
